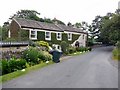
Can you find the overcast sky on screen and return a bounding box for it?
[0,0,119,26]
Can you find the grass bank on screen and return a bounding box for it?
[0,61,53,83]
[112,47,120,60]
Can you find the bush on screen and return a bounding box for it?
[36,41,49,51]
[8,58,26,72]
[76,47,90,52]
[0,60,10,75]
[23,47,40,65]
[60,41,69,54]
[1,58,27,75]
[68,46,76,54]
[38,51,52,62]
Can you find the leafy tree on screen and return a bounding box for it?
[74,22,81,28]
[98,11,120,44]
[10,10,40,21]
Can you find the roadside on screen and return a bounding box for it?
[2,46,118,88]
[1,50,88,83]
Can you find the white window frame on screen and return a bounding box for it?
[68,33,72,41]
[29,29,37,40]
[45,31,51,40]
[56,32,62,40]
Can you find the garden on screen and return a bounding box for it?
[0,40,91,82]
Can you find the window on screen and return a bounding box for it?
[56,33,62,40]
[29,30,37,40]
[45,31,51,40]
[68,33,72,41]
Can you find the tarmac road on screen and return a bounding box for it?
[2,46,118,88]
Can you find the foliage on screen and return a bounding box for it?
[0,26,9,40]
[112,48,119,60]
[8,58,26,72]
[38,51,52,62]
[19,29,29,41]
[0,60,10,75]
[36,41,49,50]
[23,47,40,65]
[60,41,69,54]
[68,46,76,54]
[23,47,52,65]
[1,58,27,75]
[10,10,40,21]
[91,10,120,44]
[76,47,89,52]
[116,41,120,49]
[1,61,53,83]
[74,22,81,28]
[37,31,80,46]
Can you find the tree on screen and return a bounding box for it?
[10,10,40,21]
[74,22,81,28]
[98,11,120,44]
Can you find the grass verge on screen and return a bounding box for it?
[0,61,54,83]
[0,51,89,83]
[68,51,88,56]
[112,48,120,60]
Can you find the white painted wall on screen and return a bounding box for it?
[71,33,87,47]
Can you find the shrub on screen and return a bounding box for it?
[76,47,90,52]
[38,51,52,62]
[23,47,40,65]
[36,41,49,51]
[8,58,27,72]
[68,46,76,54]
[1,58,27,75]
[60,41,69,54]
[0,60,10,75]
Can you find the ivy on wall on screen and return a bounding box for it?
[37,31,80,46]
[20,29,29,41]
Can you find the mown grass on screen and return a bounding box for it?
[68,51,88,56]
[0,61,54,83]
[112,48,120,61]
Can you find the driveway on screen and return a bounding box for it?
[2,46,118,88]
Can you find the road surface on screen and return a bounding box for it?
[2,46,118,88]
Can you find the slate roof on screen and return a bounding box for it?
[56,24,84,33]
[15,18,63,32]
[14,18,86,34]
